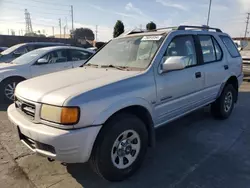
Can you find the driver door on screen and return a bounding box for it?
[154,35,205,126]
[30,49,72,77]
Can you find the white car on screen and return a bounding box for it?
[0,46,94,102]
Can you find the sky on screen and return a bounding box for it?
[0,0,250,41]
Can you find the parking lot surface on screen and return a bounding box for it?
[1,82,250,188]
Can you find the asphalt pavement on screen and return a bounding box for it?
[1,82,250,188]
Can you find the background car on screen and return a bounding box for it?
[240,43,250,76]
[0,42,69,63]
[0,47,7,53]
[0,46,94,102]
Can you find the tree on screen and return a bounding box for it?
[146,22,157,31]
[113,20,124,38]
[71,28,95,40]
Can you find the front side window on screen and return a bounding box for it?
[162,35,197,67]
[86,35,165,70]
[220,36,240,57]
[41,50,68,64]
[70,50,92,61]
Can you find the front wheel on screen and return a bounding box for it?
[211,84,236,119]
[0,78,23,103]
[90,113,148,181]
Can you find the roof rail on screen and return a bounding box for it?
[177,25,222,32]
[151,26,178,32]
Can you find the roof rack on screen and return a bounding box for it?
[177,25,222,32]
[151,26,178,32]
[121,25,222,37]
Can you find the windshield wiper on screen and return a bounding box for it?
[82,63,98,67]
[100,65,128,70]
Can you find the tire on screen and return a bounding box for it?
[0,78,24,103]
[211,84,236,119]
[90,113,148,182]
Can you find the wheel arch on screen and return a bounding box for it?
[93,102,155,147]
[218,76,238,102]
[1,75,26,84]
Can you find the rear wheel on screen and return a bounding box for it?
[90,113,148,181]
[0,78,24,103]
[211,84,236,119]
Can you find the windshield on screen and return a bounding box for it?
[86,35,165,69]
[12,48,47,65]
[0,44,24,55]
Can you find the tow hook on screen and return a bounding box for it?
[47,157,55,162]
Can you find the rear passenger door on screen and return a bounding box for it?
[220,36,242,78]
[197,35,229,101]
[69,49,93,68]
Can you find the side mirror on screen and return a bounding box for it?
[37,58,48,65]
[161,56,186,73]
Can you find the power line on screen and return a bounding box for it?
[2,0,70,12]
[245,13,250,38]
[23,0,70,7]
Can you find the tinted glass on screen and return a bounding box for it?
[1,44,24,55]
[12,48,47,64]
[199,35,216,63]
[163,35,197,67]
[212,37,222,60]
[42,50,68,64]
[220,36,240,57]
[71,50,92,61]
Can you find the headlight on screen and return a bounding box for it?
[41,104,80,125]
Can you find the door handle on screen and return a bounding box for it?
[224,65,229,70]
[195,72,201,78]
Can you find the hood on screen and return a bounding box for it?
[0,54,13,63]
[0,62,20,70]
[15,67,141,106]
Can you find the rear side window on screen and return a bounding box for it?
[198,35,222,63]
[220,36,240,57]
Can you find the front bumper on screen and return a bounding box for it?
[8,104,101,163]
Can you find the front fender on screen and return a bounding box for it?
[92,97,154,125]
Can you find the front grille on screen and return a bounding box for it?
[15,97,36,120]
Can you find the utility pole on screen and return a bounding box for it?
[64,26,66,38]
[59,19,62,38]
[95,25,98,41]
[71,5,74,32]
[52,26,54,37]
[207,0,212,26]
[65,17,68,34]
[244,13,250,38]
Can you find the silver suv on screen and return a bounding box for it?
[8,25,243,181]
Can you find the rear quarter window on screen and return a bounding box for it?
[220,36,240,58]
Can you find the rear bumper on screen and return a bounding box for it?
[8,104,101,163]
